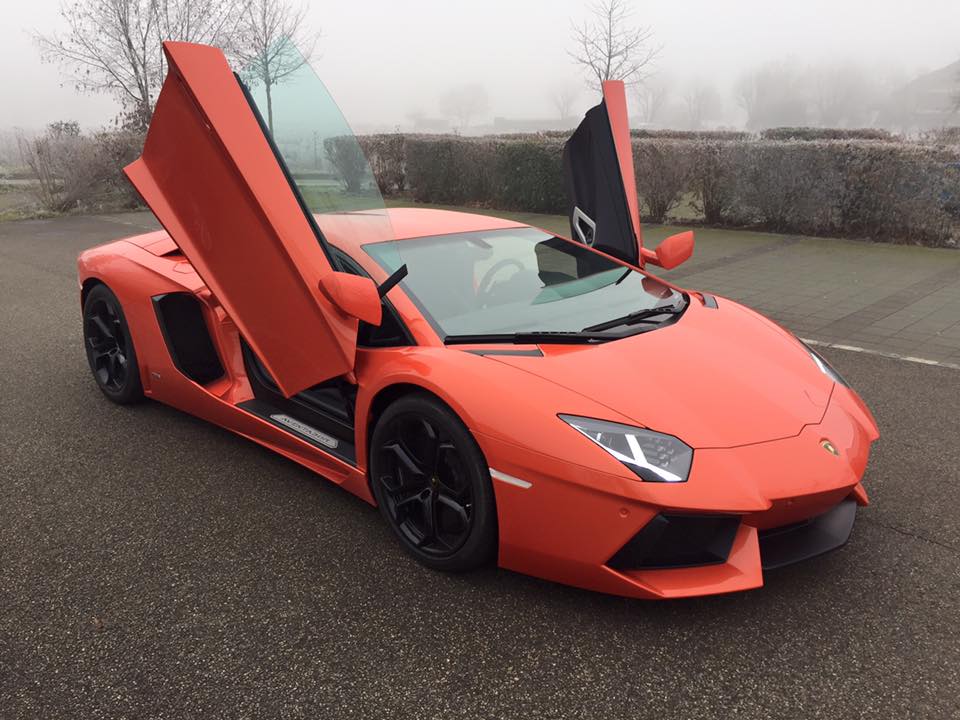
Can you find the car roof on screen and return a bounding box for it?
[315,207,530,255]
[122,208,533,260]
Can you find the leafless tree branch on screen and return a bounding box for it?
[34,0,251,130]
[568,0,661,92]
[229,0,320,134]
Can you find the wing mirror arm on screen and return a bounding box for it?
[377,263,408,298]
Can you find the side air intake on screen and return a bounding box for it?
[152,293,225,385]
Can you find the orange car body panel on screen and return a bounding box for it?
[76,42,878,599]
[77,208,878,599]
[601,80,642,250]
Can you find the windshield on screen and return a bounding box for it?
[363,228,685,339]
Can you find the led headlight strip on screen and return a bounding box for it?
[559,415,693,483]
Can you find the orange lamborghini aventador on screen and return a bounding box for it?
[77,41,879,599]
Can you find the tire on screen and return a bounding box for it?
[370,393,497,572]
[82,283,144,405]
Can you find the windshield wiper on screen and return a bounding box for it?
[582,302,685,333]
[444,331,612,345]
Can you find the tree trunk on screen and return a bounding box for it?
[266,80,274,135]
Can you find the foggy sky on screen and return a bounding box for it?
[1,0,958,131]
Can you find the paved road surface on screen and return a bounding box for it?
[1,213,959,719]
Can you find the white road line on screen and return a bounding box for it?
[801,338,960,371]
[489,468,533,489]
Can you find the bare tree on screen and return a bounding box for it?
[735,62,809,130]
[153,0,246,51]
[683,81,722,130]
[551,84,580,122]
[569,0,660,91]
[809,63,876,127]
[36,1,158,130]
[439,84,489,132]
[231,0,320,135]
[634,76,670,126]
[35,0,246,131]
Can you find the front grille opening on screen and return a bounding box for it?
[758,519,811,540]
[608,514,740,571]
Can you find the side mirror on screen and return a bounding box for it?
[654,230,694,270]
[318,272,383,326]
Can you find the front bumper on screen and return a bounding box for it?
[480,386,876,599]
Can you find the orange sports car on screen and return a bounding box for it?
[77,41,879,599]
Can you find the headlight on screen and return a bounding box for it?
[803,343,849,387]
[559,415,693,483]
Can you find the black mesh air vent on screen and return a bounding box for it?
[153,293,225,385]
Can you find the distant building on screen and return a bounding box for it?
[883,60,960,133]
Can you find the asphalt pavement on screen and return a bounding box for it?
[1,213,959,719]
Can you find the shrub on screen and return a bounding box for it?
[632,139,692,222]
[760,127,894,142]
[726,140,840,233]
[921,127,960,146]
[488,130,573,141]
[490,140,565,213]
[359,133,407,195]
[324,135,367,193]
[631,129,751,141]
[830,141,959,245]
[17,125,143,213]
[405,136,493,206]
[91,130,145,208]
[686,139,738,225]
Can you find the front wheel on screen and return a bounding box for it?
[370,394,497,572]
[82,283,144,405]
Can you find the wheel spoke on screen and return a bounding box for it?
[383,441,424,477]
[89,314,114,341]
[421,490,438,543]
[435,443,464,495]
[89,345,112,362]
[107,352,121,381]
[436,493,470,530]
[395,487,427,510]
[418,419,440,475]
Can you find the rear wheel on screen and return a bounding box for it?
[82,284,144,404]
[370,394,497,572]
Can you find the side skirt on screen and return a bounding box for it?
[237,398,357,465]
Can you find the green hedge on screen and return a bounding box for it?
[760,127,895,141]
[631,129,751,141]
[366,133,960,246]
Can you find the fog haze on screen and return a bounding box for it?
[1,0,958,131]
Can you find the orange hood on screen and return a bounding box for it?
[491,299,833,449]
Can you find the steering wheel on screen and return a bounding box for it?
[477,258,525,305]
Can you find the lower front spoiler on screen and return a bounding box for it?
[607,497,859,599]
[758,498,857,571]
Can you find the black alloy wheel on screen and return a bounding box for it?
[370,394,497,572]
[82,284,144,404]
